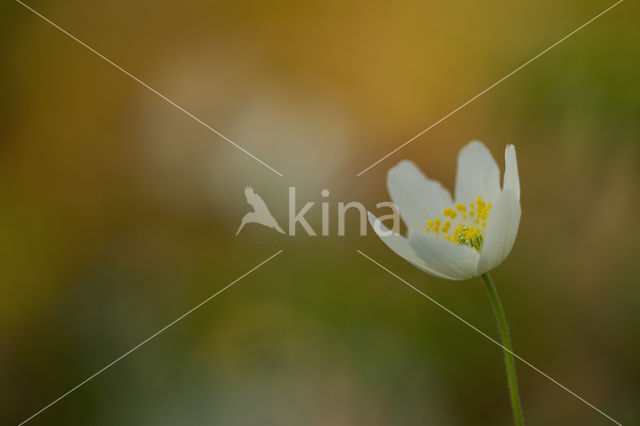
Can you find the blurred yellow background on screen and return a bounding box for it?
[2,0,639,424]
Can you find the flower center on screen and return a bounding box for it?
[425,196,492,251]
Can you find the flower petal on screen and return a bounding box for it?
[503,144,520,201]
[408,230,480,281]
[387,160,453,230]
[455,141,501,204]
[477,189,521,274]
[368,212,456,280]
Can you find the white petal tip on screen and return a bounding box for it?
[367,210,377,224]
[368,211,399,237]
[464,140,487,149]
[388,159,418,176]
[503,144,520,201]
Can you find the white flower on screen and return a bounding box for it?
[368,141,521,280]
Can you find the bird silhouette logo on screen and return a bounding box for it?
[236,186,285,236]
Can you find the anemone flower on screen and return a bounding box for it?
[368,141,525,425]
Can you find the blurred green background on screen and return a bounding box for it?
[2,0,639,424]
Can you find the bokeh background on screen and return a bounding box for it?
[2,0,639,424]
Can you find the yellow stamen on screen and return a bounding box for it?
[425,196,491,250]
[443,208,457,219]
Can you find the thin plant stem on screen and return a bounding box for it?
[480,272,525,426]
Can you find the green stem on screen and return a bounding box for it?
[480,272,525,426]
